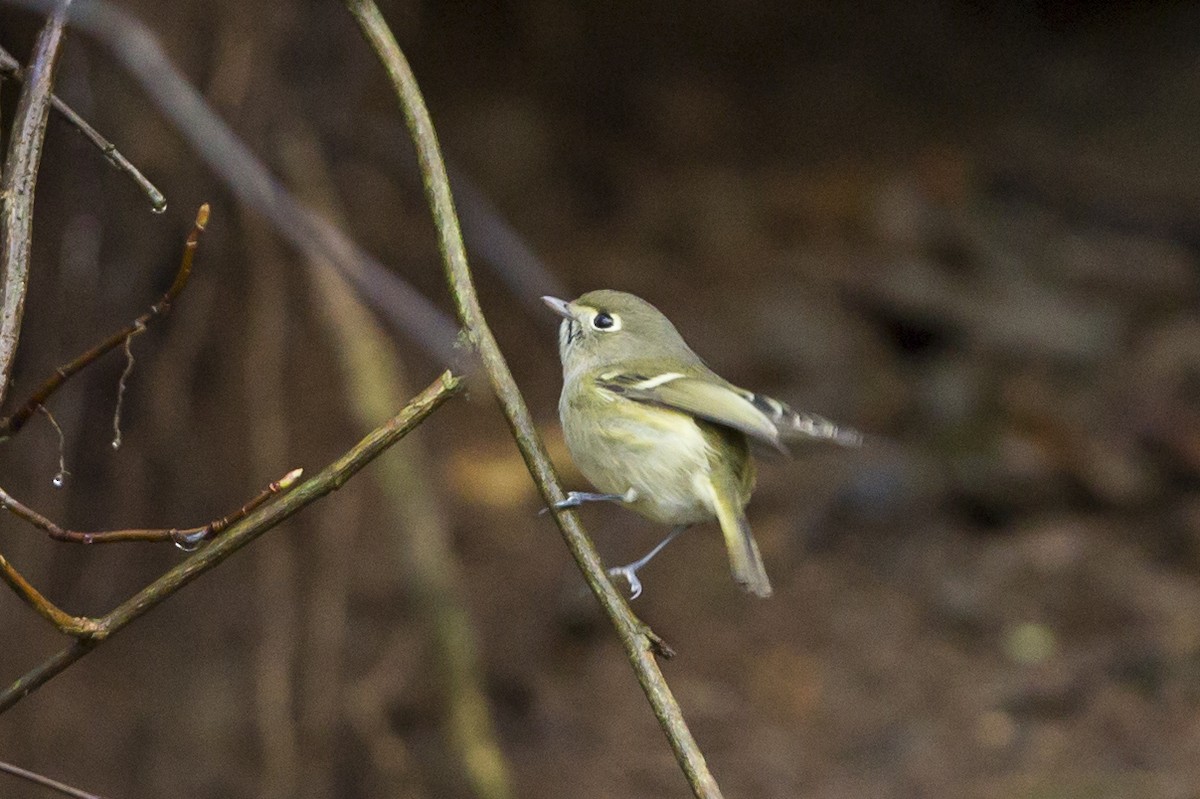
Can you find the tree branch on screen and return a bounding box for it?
[341,4,725,797]
[0,2,70,409]
[0,370,462,714]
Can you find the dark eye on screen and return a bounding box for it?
[593,313,615,330]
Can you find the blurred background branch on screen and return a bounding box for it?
[3,0,460,361]
[0,758,106,799]
[280,124,514,799]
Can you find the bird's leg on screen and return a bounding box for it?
[608,525,690,600]
[547,487,637,512]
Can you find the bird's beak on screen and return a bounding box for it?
[542,296,574,320]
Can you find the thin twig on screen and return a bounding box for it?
[0,2,71,410]
[0,550,98,635]
[109,321,143,450]
[37,404,69,487]
[0,44,167,212]
[0,468,302,635]
[341,5,724,798]
[0,467,302,547]
[0,758,108,799]
[0,371,462,714]
[0,203,209,441]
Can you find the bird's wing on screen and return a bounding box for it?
[598,371,782,447]
[597,371,862,450]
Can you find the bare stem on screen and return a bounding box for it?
[0,204,209,440]
[342,4,725,797]
[0,371,462,714]
[0,2,70,409]
[0,44,166,212]
[0,550,98,636]
[0,467,302,546]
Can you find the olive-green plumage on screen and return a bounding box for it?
[545,290,861,598]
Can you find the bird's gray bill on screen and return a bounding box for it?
[542,296,573,319]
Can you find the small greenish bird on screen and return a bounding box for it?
[544,290,861,599]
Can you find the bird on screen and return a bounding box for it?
[543,289,861,598]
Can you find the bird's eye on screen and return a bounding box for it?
[592,312,617,330]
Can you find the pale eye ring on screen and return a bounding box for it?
[592,312,620,331]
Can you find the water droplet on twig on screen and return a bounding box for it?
[173,536,201,553]
[171,529,205,552]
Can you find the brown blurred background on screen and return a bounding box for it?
[3,1,1200,797]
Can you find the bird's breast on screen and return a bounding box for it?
[560,380,725,525]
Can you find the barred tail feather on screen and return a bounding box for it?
[745,392,863,447]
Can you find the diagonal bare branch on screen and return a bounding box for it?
[0,44,166,212]
[342,4,726,798]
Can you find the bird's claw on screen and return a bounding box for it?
[539,492,586,515]
[553,492,586,510]
[608,565,643,600]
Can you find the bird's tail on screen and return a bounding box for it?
[707,475,772,598]
[751,393,863,448]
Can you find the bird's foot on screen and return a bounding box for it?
[607,564,644,600]
[541,488,637,515]
[602,525,689,600]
